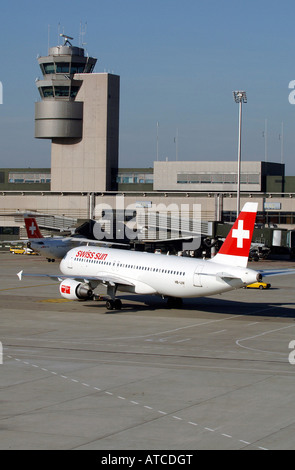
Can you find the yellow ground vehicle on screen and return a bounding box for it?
[10,246,38,255]
[246,281,271,289]
[10,246,26,254]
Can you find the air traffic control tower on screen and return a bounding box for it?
[35,35,120,192]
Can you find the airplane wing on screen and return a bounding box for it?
[0,238,29,244]
[63,237,129,247]
[1,237,128,247]
[17,270,135,287]
[215,272,242,282]
[140,236,193,243]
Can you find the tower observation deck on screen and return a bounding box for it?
[35,35,97,139]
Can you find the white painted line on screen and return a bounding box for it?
[6,353,269,451]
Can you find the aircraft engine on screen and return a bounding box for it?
[60,279,93,300]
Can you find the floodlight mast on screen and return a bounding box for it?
[233,91,247,215]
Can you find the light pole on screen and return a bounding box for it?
[233,91,247,215]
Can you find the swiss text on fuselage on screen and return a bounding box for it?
[75,250,108,261]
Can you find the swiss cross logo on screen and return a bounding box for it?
[232,220,250,249]
[29,222,37,236]
[217,209,256,258]
[61,285,71,294]
[25,218,42,239]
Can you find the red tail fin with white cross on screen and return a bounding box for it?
[212,202,258,268]
[24,217,43,239]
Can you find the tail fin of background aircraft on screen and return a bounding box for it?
[212,202,258,268]
[24,217,43,239]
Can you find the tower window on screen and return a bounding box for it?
[54,86,70,97]
[56,63,70,73]
[43,63,55,74]
[40,86,54,98]
[70,86,80,98]
[70,63,86,74]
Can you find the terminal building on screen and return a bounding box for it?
[0,37,295,253]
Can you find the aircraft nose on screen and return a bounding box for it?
[59,256,65,273]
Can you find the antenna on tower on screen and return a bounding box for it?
[79,21,87,50]
[48,24,50,52]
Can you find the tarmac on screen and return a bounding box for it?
[1,251,295,450]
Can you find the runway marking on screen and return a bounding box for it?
[0,283,57,291]
[210,329,227,334]
[99,315,237,342]
[6,353,269,450]
[236,324,295,355]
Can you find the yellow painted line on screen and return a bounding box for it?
[39,298,73,303]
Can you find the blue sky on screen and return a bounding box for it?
[1,0,295,174]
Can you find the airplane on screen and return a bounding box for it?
[17,202,295,310]
[21,216,128,262]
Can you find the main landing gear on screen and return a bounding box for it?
[106,299,122,310]
[106,284,122,310]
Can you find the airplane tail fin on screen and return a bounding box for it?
[24,217,43,239]
[212,202,258,268]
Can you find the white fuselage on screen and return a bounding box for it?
[30,238,71,260]
[60,246,259,298]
